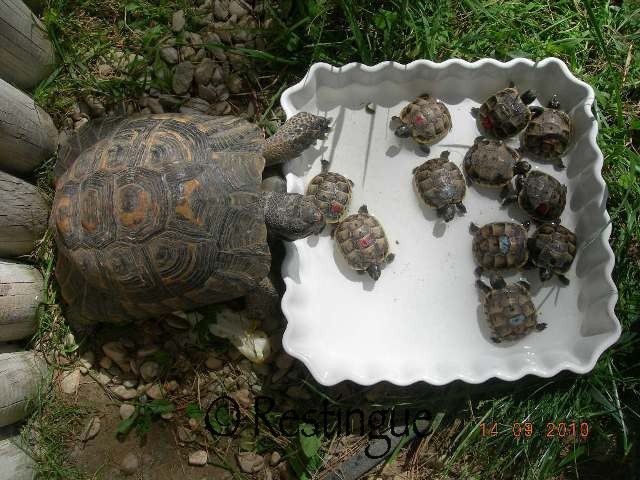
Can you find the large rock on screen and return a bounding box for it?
[172,10,186,32]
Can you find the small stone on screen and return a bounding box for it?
[270,451,281,466]
[213,0,229,20]
[60,369,81,395]
[181,46,196,60]
[211,67,224,84]
[212,101,232,115]
[84,95,105,117]
[189,450,208,466]
[158,94,183,111]
[80,416,101,441]
[161,412,174,420]
[215,84,230,101]
[140,361,160,382]
[205,354,224,370]
[172,61,194,95]
[237,452,265,473]
[107,365,122,377]
[198,83,218,103]
[99,356,112,370]
[177,425,196,443]
[80,350,94,368]
[235,388,252,408]
[165,380,179,392]
[120,453,139,476]
[192,48,207,62]
[102,342,128,364]
[146,383,163,400]
[188,417,199,429]
[119,404,136,420]
[185,31,203,46]
[79,366,88,375]
[225,73,243,94]
[194,58,215,85]
[122,377,138,389]
[286,385,311,400]
[228,0,248,18]
[111,385,138,401]
[95,371,111,385]
[160,47,179,64]
[136,346,159,358]
[213,22,233,43]
[172,10,186,32]
[145,97,164,114]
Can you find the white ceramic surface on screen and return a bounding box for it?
[279,58,620,386]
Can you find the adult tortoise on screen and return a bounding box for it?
[51,113,329,328]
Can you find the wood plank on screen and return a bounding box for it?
[0,261,43,341]
[0,171,48,257]
[0,351,47,427]
[0,0,54,89]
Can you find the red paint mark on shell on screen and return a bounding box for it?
[481,116,493,130]
[330,201,343,214]
[414,114,426,125]
[358,235,374,249]
[536,203,550,215]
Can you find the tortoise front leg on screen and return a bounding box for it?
[246,276,281,325]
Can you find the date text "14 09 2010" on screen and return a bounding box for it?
[479,422,589,438]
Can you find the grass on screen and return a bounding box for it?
[25,0,640,479]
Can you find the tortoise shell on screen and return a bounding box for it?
[528,223,577,277]
[334,205,391,279]
[50,114,270,324]
[481,281,541,342]
[306,161,353,224]
[464,137,522,188]
[477,87,532,139]
[413,151,466,220]
[517,171,566,222]
[399,94,452,145]
[522,107,572,160]
[471,222,529,270]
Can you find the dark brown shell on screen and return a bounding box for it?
[522,108,572,159]
[50,114,270,324]
[517,171,566,221]
[334,211,390,271]
[306,172,352,223]
[478,87,531,139]
[472,222,528,270]
[528,223,577,274]
[464,138,519,188]
[399,95,452,145]
[413,156,466,208]
[483,283,539,342]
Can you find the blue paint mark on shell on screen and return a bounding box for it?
[499,235,510,254]
[509,314,526,326]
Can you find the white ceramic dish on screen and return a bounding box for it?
[279,58,620,386]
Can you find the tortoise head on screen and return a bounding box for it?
[366,263,381,280]
[263,192,325,241]
[438,204,457,223]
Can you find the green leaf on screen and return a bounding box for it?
[147,399,174,415]
[116,407,140,435]
[185,402,204,422]
[299,423,321,459]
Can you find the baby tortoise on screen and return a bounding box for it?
[477,275,546,343]
[528,223,577,285]
[470,222,529,275]
[522,95,572,170]
[334,205,394,280]
[306,160,354,224]
[464,136,531,189]
[502,170,567,222]
[413,151,466,222]
[394,94,452,153]
[473,84,536,139]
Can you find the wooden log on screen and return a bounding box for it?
[0,430,35,480]
[0,77,58,175]
[0,350,47,427]
[0,261,43,342]
[0,0,54,90]
[0,171,48,257]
